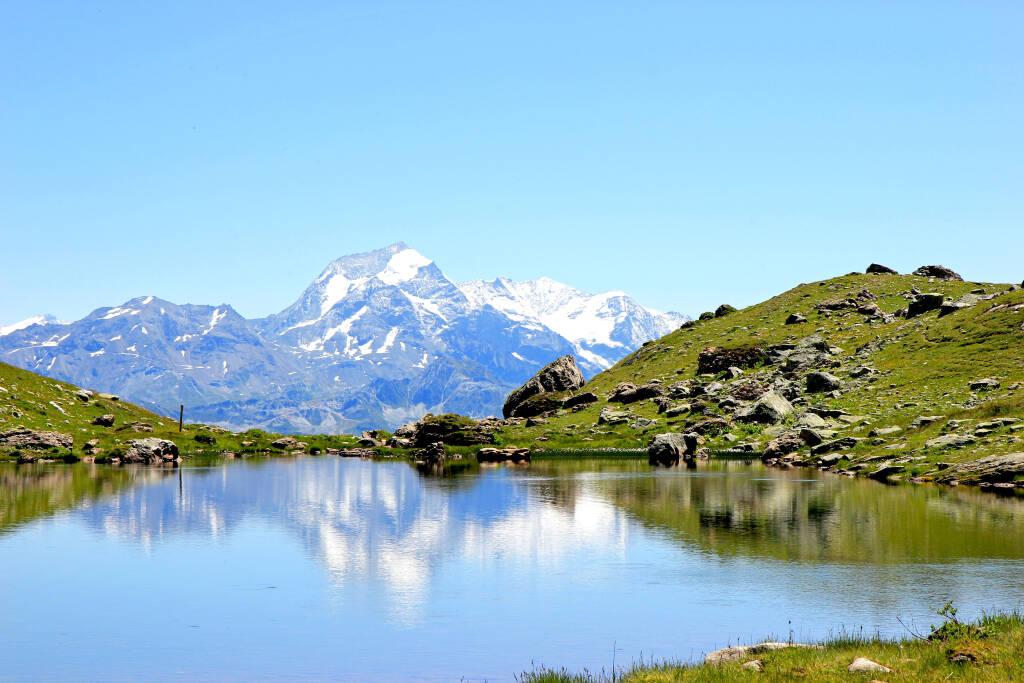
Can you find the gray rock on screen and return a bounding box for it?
[799,428,825,446]
[869,426,902,437]
[970,377,1000,391]
[907,292,945,317]
[562,391,598,409]
[503,355,585,418]
[608,381,664,404]
[648,433,688,465]
[848,657,891,673]
[785,313,807,325]
[795,412,828,428]
[91,414,116,427]
[806,372,842,393]
[910,415,946,429]
[736,391,794,424]
[705,642,820,665]
[867,463,905,481]
[123,438,179,464]
[939,293,980,317]
[925,433,976,450]
[866,263,898,275]
[937,452,1024,483]
[811,437,861,455]
[0,428,73,450]
[912,264,963,280]
[665,403,692,417]
[598,407,631,425]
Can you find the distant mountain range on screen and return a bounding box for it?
[0,243,687,432]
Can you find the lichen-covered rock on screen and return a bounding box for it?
[503,355,585,418]
[123,438,179,464]
[0,428,73,450]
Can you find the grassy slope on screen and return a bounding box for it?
[0,361,357,460]
[496,272,1024,480]
[524,613,1024,682]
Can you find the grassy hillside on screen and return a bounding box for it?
[0,361,356,461]
[496,270,1024,485]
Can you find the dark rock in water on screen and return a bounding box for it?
[91,414,116,427]
[123,438,179,464]
[562,391,598,409]
[503,355,585,418]
[866,263,898,275]
[806,372,843,393]
[608,381,664,404]
[913,265,962,280]
[907,292,945,317]
[477,447,530,464]
[785,313,807,325]
[647,433,688,465]
[735,391,794,424]
[0,428,73,450]
[714,304,737,318]
[415,442,447,465]
[697,345,768,374]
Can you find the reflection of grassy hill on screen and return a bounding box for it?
[498,271,1024,481]
[0,361,357,460]
[589,462,1024,563]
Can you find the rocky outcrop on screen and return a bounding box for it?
[937,453,1024,484]
[697,346,768,374]
[866,263,898,274]
[91,414,116,427]
[405,414,498,447]
[415,442,447,465]
[735,391,793,424]
[598,407,631,425]
[0,428,73,450]
[502,355,585,418]
[907,292,945,317]
[123,438,179,464]
[714,304,737,317]
[561,391,598,409]
[784,313,807,325]
[913,264,963,280]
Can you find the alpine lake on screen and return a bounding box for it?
[3,454,1024,682]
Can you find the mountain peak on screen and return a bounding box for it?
[0,314,63,337]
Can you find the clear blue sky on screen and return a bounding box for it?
[2,1,1021,323]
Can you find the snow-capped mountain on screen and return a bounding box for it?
[0,314,65,337]
[460,276,688,370]
[0,243,688,433]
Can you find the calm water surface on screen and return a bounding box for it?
[2,457,1024,682]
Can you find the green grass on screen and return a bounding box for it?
[0,361,358,461]
[520,611,1024,683]
[494,272,1024,483]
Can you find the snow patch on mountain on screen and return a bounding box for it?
[0,314,64,337]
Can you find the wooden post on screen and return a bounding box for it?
[179,404,184,432]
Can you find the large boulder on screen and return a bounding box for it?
[714,304,737,318]
[608,381,663,404]
[562,392,598,409]
[502,355,585,418]
[91,414,116,427]
[907,292,945,318]
[408,414,497,447]
[866,263,898,275]
[647,433,688,465]
[123,438,179,464]
[913,265,963,280]
[806,372,843,393]
[736,391,793,424]
[0,428,73,450]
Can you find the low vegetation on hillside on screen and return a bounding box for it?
[496,267,1024,487]
[0,361,356,462]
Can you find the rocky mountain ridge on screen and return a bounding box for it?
[0,243,686,433]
